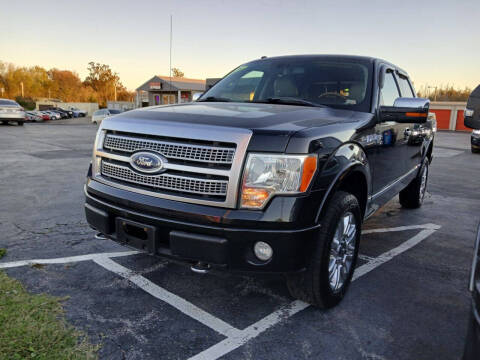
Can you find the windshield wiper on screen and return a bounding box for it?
[197,96,231,102]
[253,97,324,107]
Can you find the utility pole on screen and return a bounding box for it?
[114,81,117,101]
[20,82,24,97]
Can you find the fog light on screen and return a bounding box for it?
[254,241,273,261]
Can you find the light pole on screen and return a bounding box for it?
[20,82,24,97]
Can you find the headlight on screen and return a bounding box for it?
[465,108,474,117]
[240,153,317,209]
[473,130,480,135]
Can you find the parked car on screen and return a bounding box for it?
[463,223,480,360]
[37,111,51,121]
[84,55,435,308]
[465,85,480,153]
[0,98,25,126]
[50,107,73,118]
[44,111,61,120]
[69,107,87,117]
[25,111,43,122]
[91,109,122,124]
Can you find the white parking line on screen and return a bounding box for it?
[93,257,241,338]
[0,223,441,360]
[189,224,441,360]
[0,250,139,269]
[362,223,441,234]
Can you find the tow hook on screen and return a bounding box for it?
[190,261,211,274]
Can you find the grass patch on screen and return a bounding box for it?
[0,248,6,259]
[0,271,98,359]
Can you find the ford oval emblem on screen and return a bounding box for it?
[130,152,166,174]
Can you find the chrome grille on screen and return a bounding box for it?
[104,134,235,164]
[101,160,228,197]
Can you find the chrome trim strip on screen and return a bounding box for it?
[96,150,231,177]
[370,165,419,201]
[92,118,252,209]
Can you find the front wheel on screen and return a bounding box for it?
[472,147,480,154]
[399,158,429,209]
[17,120,24,126]
[286,191,361,308]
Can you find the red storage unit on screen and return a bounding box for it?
[455,110,469,131]
[430,109,451,130]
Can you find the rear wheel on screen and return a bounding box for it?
[472,147,480,154]
[1,121,7,125]
[286,191,361,308]
[399,158,429,209]
[17,120,24,126]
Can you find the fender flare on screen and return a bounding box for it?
[314,142,371,223]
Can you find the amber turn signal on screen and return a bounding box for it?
[299,156,317,192]
[241,187,271,208]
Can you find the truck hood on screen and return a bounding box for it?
[111,102,372,152]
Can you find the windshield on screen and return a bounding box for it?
[201,57,373,112]
[108,109,122,114]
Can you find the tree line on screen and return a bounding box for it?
[416,84,473,102]
[0,61,135,107]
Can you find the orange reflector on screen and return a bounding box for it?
[406,112,427,117]
[300,156,317,192]
[241,187,271,208]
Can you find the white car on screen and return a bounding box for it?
[92,109,121,124]
[0,99,25,126]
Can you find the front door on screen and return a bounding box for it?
[370,69,408,203]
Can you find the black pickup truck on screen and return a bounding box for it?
[84,55,435,308]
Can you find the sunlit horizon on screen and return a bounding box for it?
[1,0,478,92]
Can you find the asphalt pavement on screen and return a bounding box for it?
[0,121,478,360]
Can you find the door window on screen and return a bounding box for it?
[380,71,400,106]
[397,75,415,97]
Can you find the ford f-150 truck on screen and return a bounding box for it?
[84,55,434,308]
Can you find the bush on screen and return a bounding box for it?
[15,96,36,110]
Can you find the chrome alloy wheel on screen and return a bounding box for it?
[328,211,357,292]
[419,165,428,201]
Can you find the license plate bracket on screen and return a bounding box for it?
[116,218,156,254]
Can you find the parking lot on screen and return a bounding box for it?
[0,120,478,359]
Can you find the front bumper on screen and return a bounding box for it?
[85,178,324,273]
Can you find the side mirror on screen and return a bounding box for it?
[192,92,203,102]
[464,85,480,129]
[380,98,430,123]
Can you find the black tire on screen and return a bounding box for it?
[286,191,361,308]
[399,158,429,209]
[17,120,24,126]
[472,147,480,154]
[1,121,8,125]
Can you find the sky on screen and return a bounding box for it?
[0,0,478,92]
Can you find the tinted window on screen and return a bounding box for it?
[397,75,415,97]
[380,72,400,106]
[202,57,373,112]
[0,99,18,106]
[108,109,121,114]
